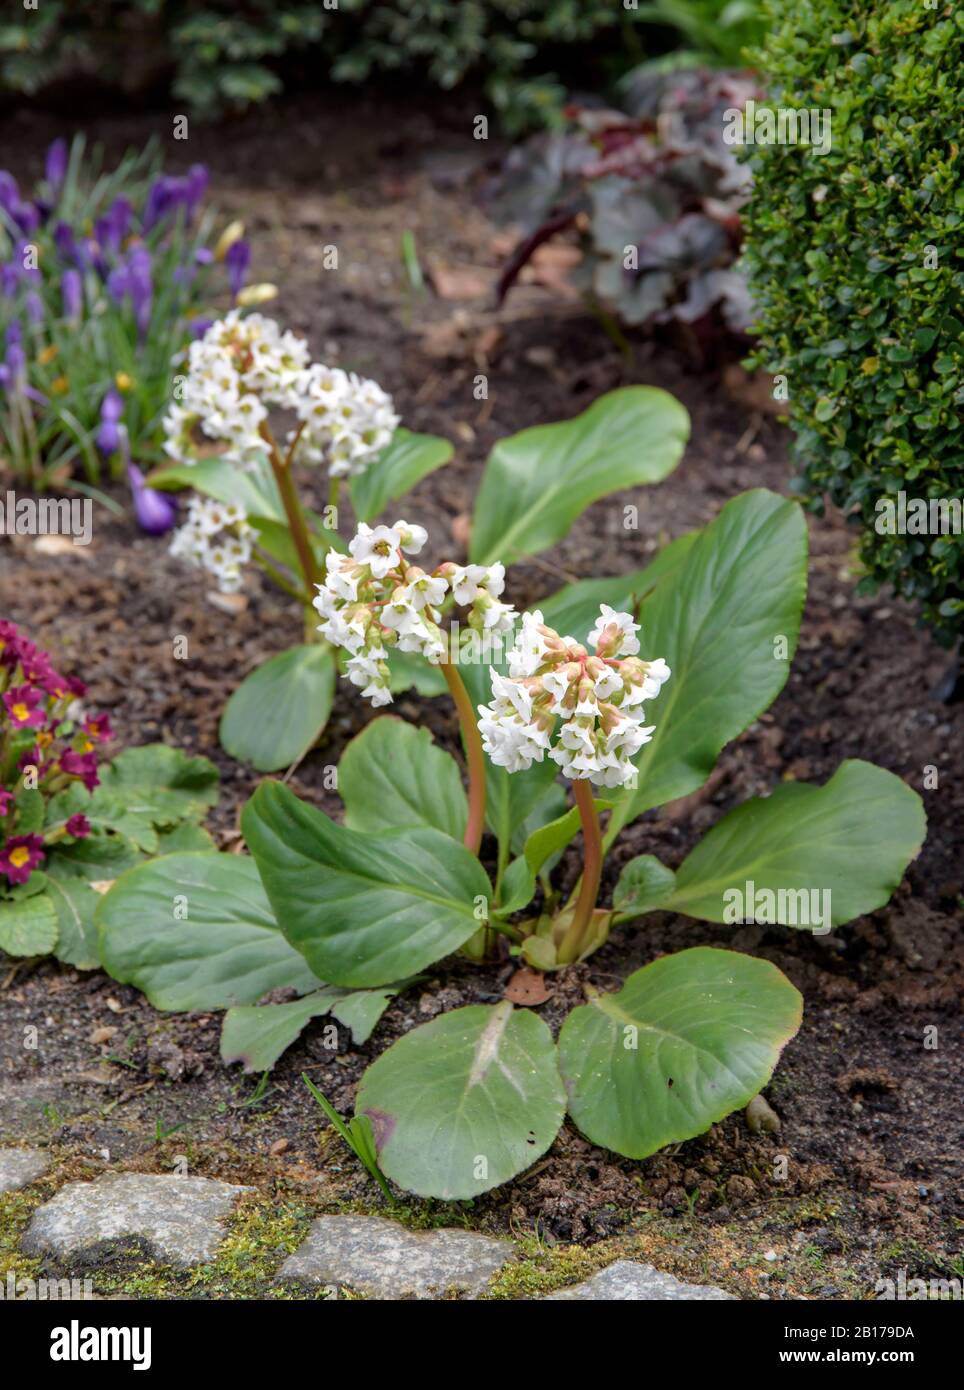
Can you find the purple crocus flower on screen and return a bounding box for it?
[189,317,214,340]
[127,462,177,535]
[95,388,124,456]
[61,268,82,320]
[54,220,80,263]
[0,172,19,213]
[1,263,18,295]
[107,244,152,336]
[225,238,250,298]
[185,164,209,217]
[24,291,43,324]
[10,200,39,235]
[45,139,68,189]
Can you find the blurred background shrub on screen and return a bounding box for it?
[0,1,765,131]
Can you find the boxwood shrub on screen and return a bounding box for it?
[741,0,964,647]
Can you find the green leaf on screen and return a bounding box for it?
[13,787,45,835]
[147,455,284,520]
[350,429,454,522]
[538,530,701,645]
[242,781,491,987]
[356,1001,566,1198]
[339,716,467,839]
[385,647,449,697]
[667,761,926,929]
[558,947,802,1159]
[304,1079,395,1203]
[220,983,398,1073]
[155,822,216,855]
[608,490,808,838]
[97,744,219,822]
[53,832,142,882]
[219,645,335,772]
[523,798,611,879]
[612,854,677,920]
[469,387,689,566]
[40,868,101,969]
[496,855,536,915]
[0,894,58,957]
[97,851,322,1010]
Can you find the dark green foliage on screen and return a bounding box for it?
[0,1,764,131]
[741,1,964,644]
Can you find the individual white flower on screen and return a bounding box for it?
[507,609,553,678]
[476,604,669,787]
[588,604,641,658]
[349,523,405,578]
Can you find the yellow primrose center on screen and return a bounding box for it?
[115,371,133,391]
[11,702,30,721]
[9,847,30,868]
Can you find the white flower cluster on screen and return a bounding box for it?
[168,496,255,594]
[313,522,515,707]
[163,311,399,478]
[477,604,670,787]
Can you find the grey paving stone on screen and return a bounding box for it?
[546,1259,736,1300]
[0,1147,50,1193]
[277,1214,515,1299]
[21,1172,251,1268]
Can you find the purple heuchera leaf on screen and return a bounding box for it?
[128,463,177,535]
[45,138,68,188]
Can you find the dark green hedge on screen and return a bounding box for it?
[0,2,762,131]
[741,1,964,645]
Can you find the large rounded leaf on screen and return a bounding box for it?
[242,781,490,987]
[349,429,454,523]
[219,645,335,772]
[96,851,321,1009]
[338,716,467,838]
[607,489,808,838]
[558,947,802,1159]
[667,760,926,928]
[469,387,689,566]
[356,1001,566,1198]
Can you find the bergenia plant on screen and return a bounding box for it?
[0,135,269,493]
[97,488,926,1200]
[0,621,218,967]
[156,334,692,777]
[152,309,455,772]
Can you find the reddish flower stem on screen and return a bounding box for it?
[440,660,485,855]
[558,778,603,963]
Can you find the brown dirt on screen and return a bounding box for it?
[1,93,961,1291]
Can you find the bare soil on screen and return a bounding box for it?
[1,93,960,1296]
